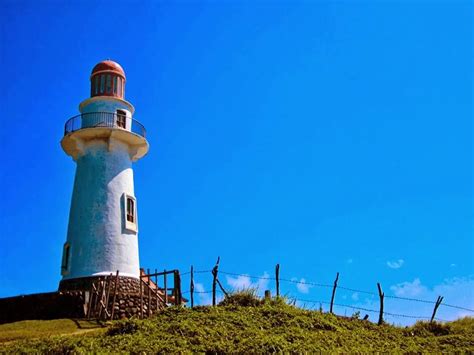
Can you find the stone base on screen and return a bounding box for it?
[59,276,140,294]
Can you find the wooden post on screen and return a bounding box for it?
[330,272,339,314]
[177,271,182,305]
[139,276,143,319]
[102,273,113,320]
[155,268,159,311]
[265,290,271,300]
[431,296,444,323]
[377,282,384,325]
[275,264,280,298]
[172,270,182,306]
[147,269,151,317]
[212,257,220,306]
[110,270,119,320]
[94,278,104,317]
[190,266,194,308]
[164,269,168,305]
[86,283,96,319]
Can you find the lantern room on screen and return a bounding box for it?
[90,60,126,99]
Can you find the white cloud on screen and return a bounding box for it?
[368,276,474,325]
[387,259,404,269]
[390,278,427,297]
[296,278,311,294]
[225,272,270,293]
[194,282,212,305]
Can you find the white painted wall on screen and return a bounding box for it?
[61,97,144,280]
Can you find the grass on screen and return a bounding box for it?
[1,295,473,353]
[0,319,105,343]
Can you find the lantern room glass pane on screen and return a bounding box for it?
[94,76,99,95]
[117,77,122,97]
[100,75,105,93]
[106,74,112,93]
[113,76,118,94]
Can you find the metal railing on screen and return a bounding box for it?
[64,112,146,138]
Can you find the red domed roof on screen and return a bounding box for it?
[91,60,125,78]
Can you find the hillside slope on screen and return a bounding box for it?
[1,300,473,353]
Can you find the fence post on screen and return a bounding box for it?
[377,283,384,325]
[164,269,168,305]
[190,265,194,308]
[155,268,159,311]
[110,270,119,320]
[265,290,271,300]
[275,264,280,298]
[330,272,339,314]
[103,273,113,320]
[176,270,182,305]
[147,268,151,316]
[212,257,220,306]
[431,296,444,322]
[86,283,95,319]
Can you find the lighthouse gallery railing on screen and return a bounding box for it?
[64,112,146,138]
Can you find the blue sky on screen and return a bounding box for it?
[0,0,472,324]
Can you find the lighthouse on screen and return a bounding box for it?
[59,60,148,291]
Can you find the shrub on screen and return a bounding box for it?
[107,319,140,336]
[218,289,263,307]
[407,321,452,337]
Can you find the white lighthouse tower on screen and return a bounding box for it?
[59,60,148,291]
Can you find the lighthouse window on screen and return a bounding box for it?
[61,243,70,275]
[116,110,126,129]
[113,76,118,94]
[100,75,105,93]
[106,74,112,93]
[127,197,135,223]
[123,194,138,232]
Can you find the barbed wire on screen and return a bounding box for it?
[294,298,445,321]
[182,288,446,321]
[211,270,474,313]
[181,269,212,276]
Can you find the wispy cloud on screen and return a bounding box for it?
[390,278,427,297]
[194,282,212,305]
[346,259,353,264]
[350,276,474,325]
[225,272,269,293]
[387,259,404,269]
[291,278,312,294]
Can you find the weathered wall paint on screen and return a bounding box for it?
[62,138,140,279]
[61,91,146,281]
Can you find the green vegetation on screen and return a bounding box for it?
[0,319,105,343]
[1,294,473,353]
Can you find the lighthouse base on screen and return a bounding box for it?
[59,276,141,294]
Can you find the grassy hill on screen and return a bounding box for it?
[1,296,473,353]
